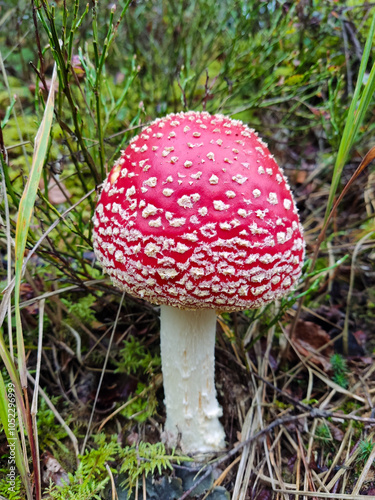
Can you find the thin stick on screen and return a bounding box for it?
[142,473,146,500]
[0,50,30,167]
[296,429,315,496]
[181,401,375,499]
[18,278,107,310]
[31,300,45,414]
[30,299,45,498]
[98,375,162,432]
[231,391,257,499]
[212,455,241,488]
[320,422,352,490]
[105,463,118,500]
[0,159,13,358]
[27,371,79,459]
[274,490,375,499]
[81,292,125,454]
[324,434,369,491]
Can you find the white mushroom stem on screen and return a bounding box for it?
[160,305,225,454]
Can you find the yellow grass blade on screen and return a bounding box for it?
[14,64,57,388]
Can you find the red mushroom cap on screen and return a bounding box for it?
[93,111,305,311]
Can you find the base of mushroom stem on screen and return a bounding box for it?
[160,305,226,454]
[160,428,225,460]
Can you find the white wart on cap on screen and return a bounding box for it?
[93,111,304,311]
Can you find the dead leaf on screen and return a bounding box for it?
[29,79,51,98]
[327,421,344,441]
[126,431,139,446]
[296,169,307,184]
[41,451,70,487]
[289,320,334,372]
[19,283,38,315]
[71,54,85,79]
[358,357,373,365]
[39,176,71,205]
[309,459,328,473]
[353,330,367,349]
[363,469,375,484]
[287,454,297,473]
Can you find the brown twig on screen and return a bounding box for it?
[202,69,210,111]
[177,75,188,110]
[32,0,47,88]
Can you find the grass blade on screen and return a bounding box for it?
[12,62,57,500]
[324,10,375,223]
[14,63,57,388]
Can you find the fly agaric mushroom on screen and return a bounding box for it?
[93,111,305,454]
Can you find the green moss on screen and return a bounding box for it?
[330,354,349,389]
[0,471,23,500]
[116,337,160,377]
[315,423,332,443]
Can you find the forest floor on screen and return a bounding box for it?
[1,1,375,499]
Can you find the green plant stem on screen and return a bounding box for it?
[0,152,18,212]
[39,0,100,183]
[67,0,86,64]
